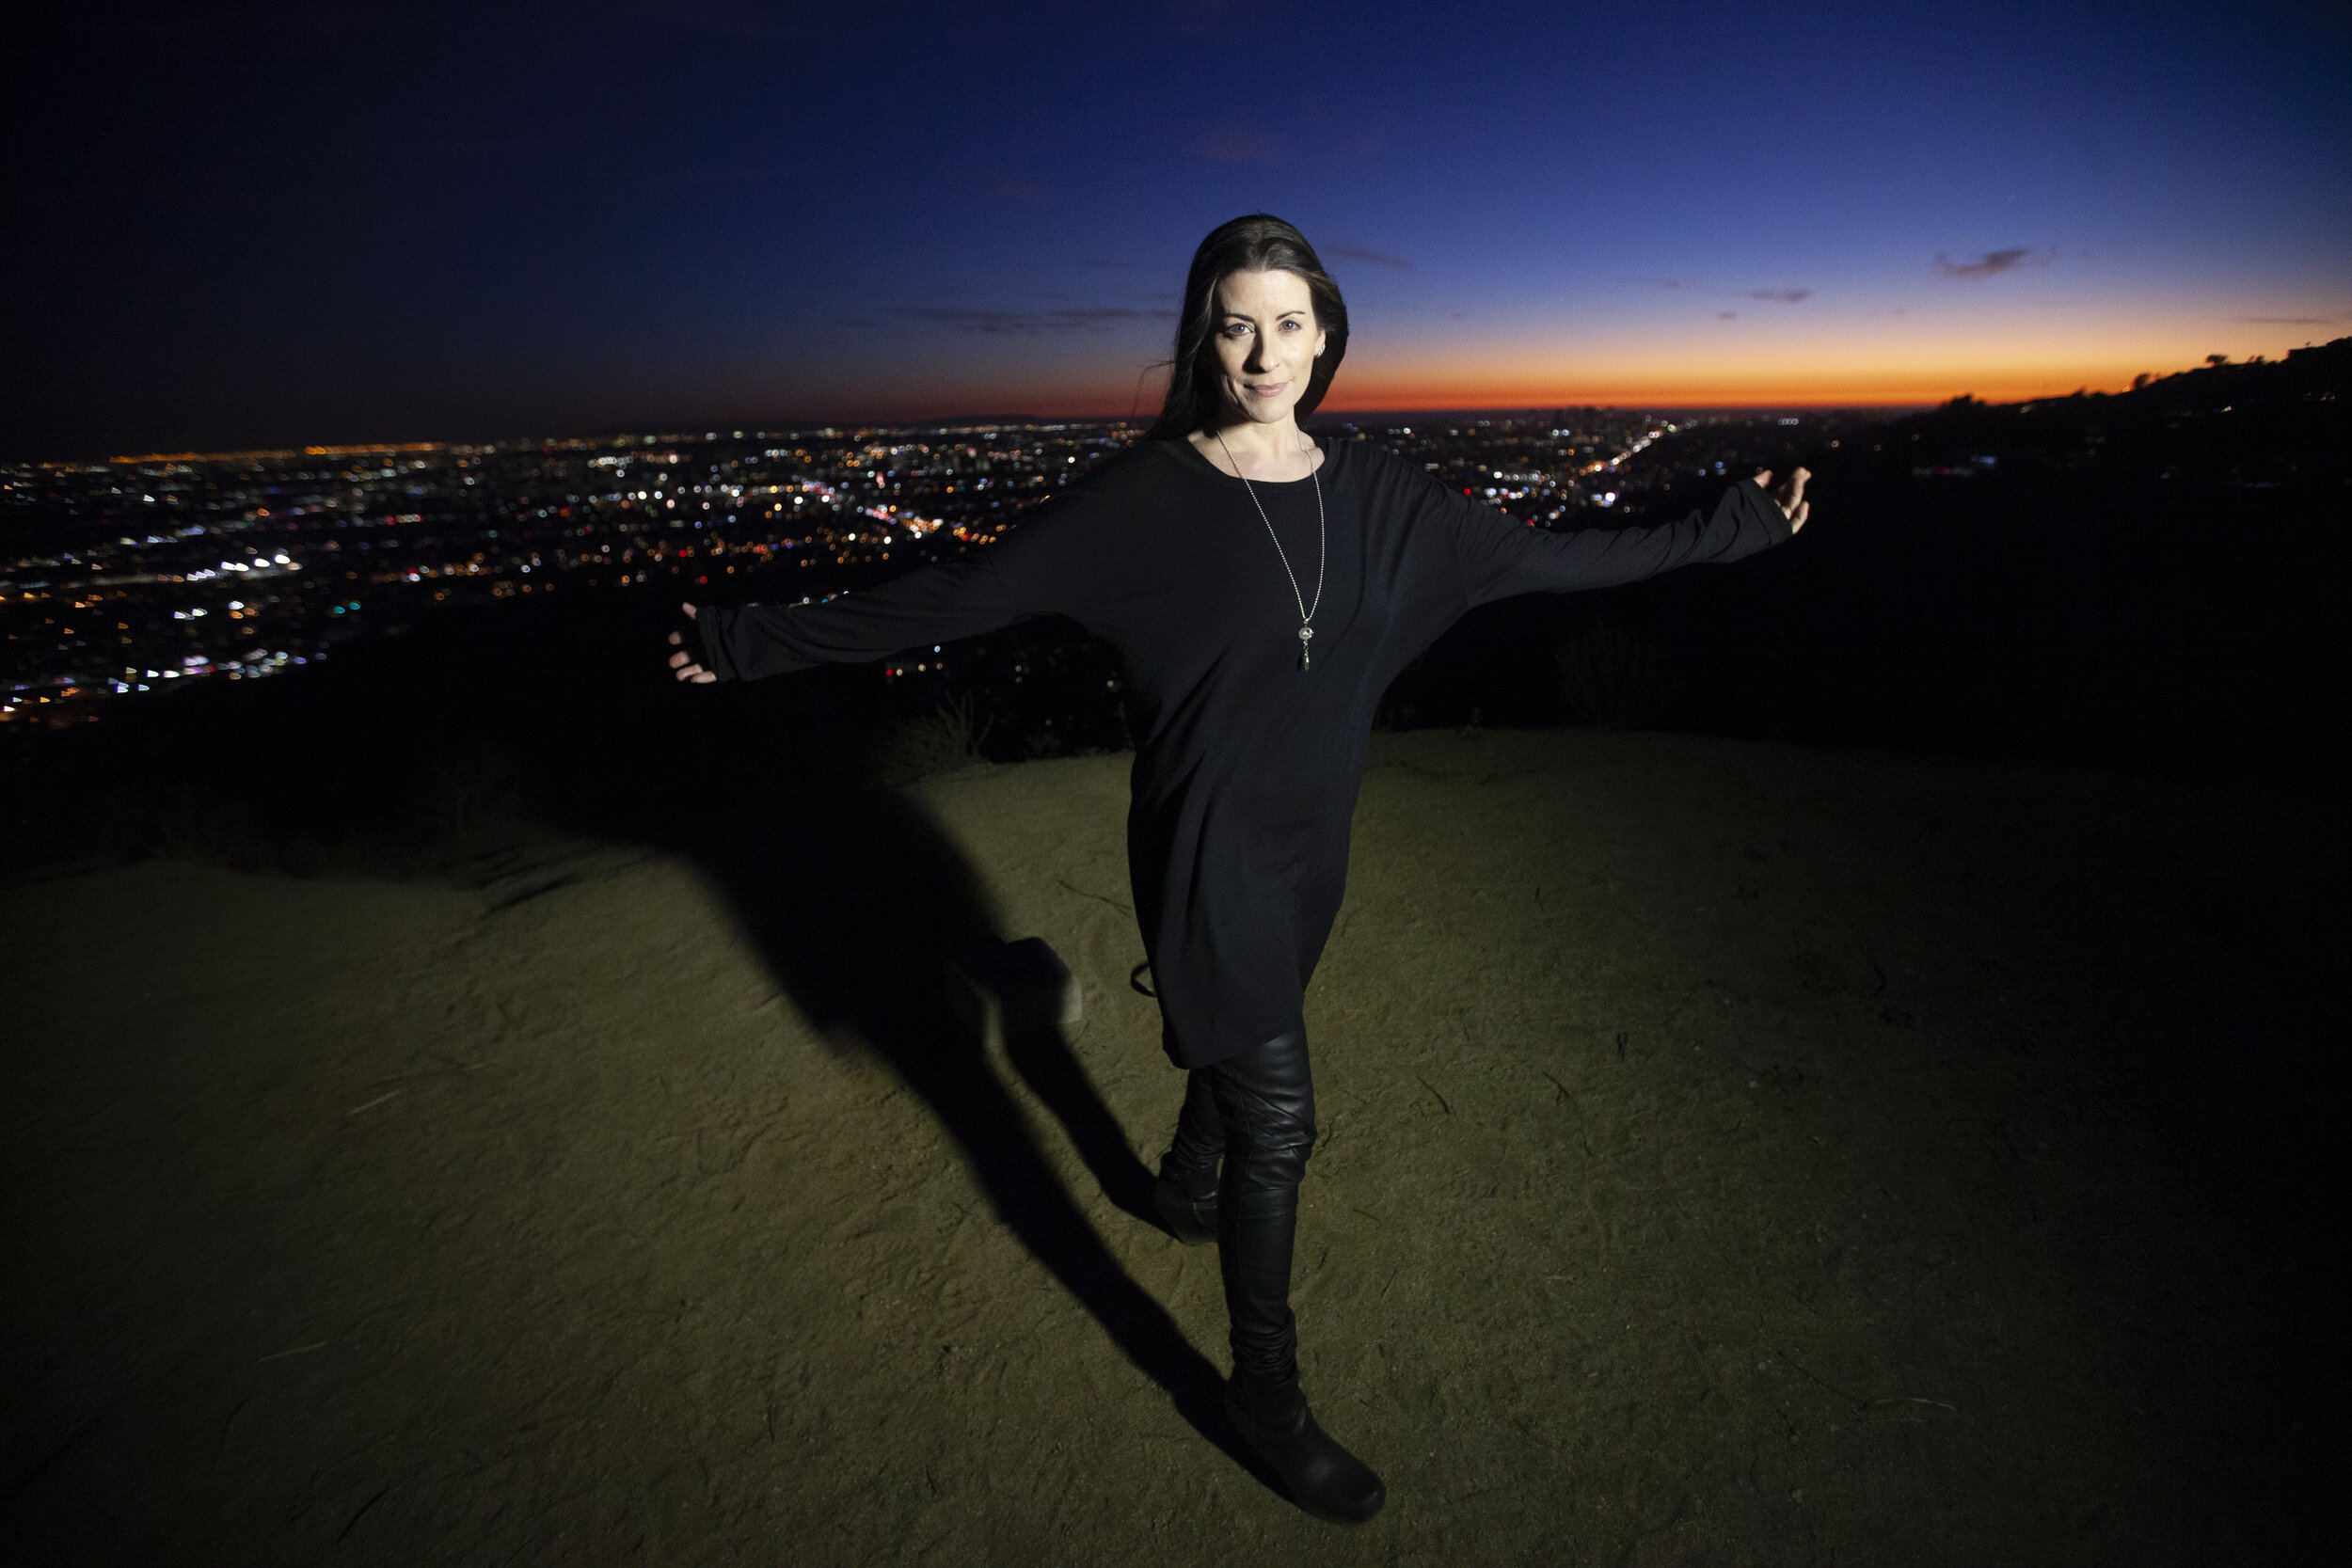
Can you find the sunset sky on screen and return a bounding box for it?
[7,0,2347,454]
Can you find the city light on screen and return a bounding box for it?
[5,408,1825,727]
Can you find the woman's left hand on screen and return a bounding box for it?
[667,602,718,683]
[1753,467,1810,533]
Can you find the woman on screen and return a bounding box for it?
[668,214,1807,1525]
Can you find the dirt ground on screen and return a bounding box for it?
[3,729,2338,1564]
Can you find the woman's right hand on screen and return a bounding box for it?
[1753,467,1811,533]
[667,602,717,683]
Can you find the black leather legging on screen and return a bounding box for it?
[1164,1030,1317,1388]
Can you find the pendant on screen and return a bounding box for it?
[1297,624,1313,672]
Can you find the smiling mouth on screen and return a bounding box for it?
[1247,381,1289,397]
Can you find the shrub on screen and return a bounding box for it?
[1555,622,1674,731]
[874,696,993,784]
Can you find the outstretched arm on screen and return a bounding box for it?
[660,458,1145,685]
[1451,467,1808,609]
[665,554,1028,684]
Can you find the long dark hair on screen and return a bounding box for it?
[1144,214,1350,443]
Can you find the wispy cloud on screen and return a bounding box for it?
[2232,315,2337,325]
[890,306,1174,335]
[1936,248,2038,279]
[1327,243,1410,270]
[1641,277,1807,302]
[1718,311,1738,320]
[1199,128,1288,163]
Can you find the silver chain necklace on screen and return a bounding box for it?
[1215,431,1326,672]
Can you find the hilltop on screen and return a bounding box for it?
[4,729,2338,1562]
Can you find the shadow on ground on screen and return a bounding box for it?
[647,791,1265,1487]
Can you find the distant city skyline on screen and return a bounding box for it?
[7,0,2346,457]
[5,408,1719,724]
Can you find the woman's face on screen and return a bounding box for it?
[1209,268,1327,428]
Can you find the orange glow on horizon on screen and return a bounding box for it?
[855,325,2321,424]
[1321,366,2142,409]
[1315,332,2273,411]
[914,364,2151,420]
[105,441,450,466]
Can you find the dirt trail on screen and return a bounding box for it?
[3,730,2334,1563]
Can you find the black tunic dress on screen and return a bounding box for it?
[696,436,1790,1069]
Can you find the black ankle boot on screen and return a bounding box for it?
[1224,1375,1386,1525]
[1152,1155,1218,1245]
[1198,1031,1379,1520]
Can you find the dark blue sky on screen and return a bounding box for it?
[8,0,2347,455]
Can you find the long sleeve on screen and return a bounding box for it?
[1446,476,1791,610]
[693,459,1141,682]
[695,556,1032,682]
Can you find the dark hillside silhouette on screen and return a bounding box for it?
[1382,340,2351,784]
